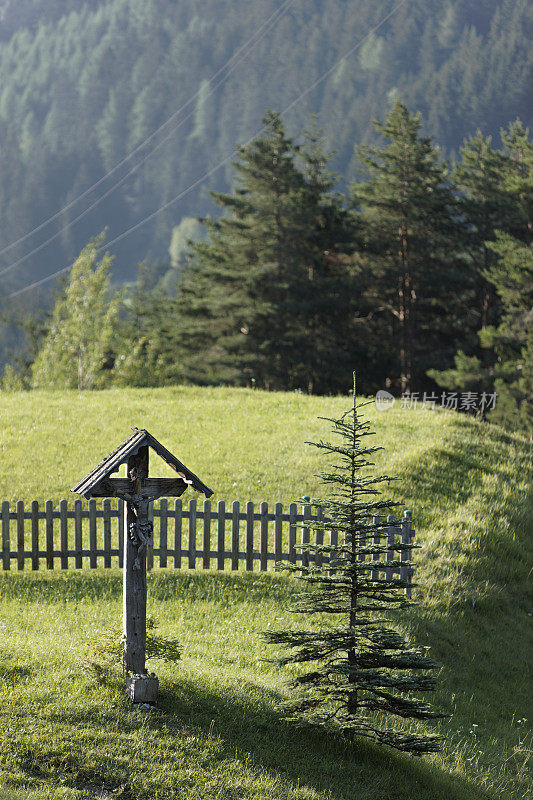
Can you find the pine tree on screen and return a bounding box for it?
[172,112,359,393]
[282,119,361,394]
[482,233,533,430]
[265,374,444,753]
[451,124,532,337]
[452,131,509,334]
[430,121,532,429]
[352,101,470,393]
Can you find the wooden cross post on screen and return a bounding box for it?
[122,445,155,702]
[71,428,213,707]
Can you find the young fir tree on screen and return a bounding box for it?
[265,374,444,753]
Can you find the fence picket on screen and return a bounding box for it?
[2,501,10,571]
[288,503,297,564]
[188,499,197,569]
[74,500,83,569]
[16,501,24,571]
[60,500,68,569]
[260,502,268,571]
[386,515,395,581]
[401,510,412,597]
[89,499,97,569]
[159,499,168,568]
[31,501,39,570]
[245,502,254,571]
[372,515,381,580]
[301,504,311,570]
[400,512,410,590]
[231,501,239,570]
[274,503,282,565]
[406,510,415,598]
[45,500,54,569]
[103,499,111,568]
[217,501,225,570]
[315,505,324,567]
[173,499,182,568]
[203,500,211,569]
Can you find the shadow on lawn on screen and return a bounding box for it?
[155,676,488,800]
[400,419,531,602]
[48,678,490,800]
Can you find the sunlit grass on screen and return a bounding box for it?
[0,386,531,798]
[0,386,471,506]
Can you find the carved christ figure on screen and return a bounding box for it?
[112,464,178,571]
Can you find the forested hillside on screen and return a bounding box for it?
[0,0,530,296]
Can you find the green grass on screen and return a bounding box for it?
[0,387,531,799]
[0,385,482,506]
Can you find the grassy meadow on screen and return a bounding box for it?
[0,386,531,800]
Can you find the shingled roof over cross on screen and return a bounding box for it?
[71,427,213,500]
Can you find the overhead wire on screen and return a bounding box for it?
[0,0,296,279]
[7,0,408,300]
[0,0,297,261]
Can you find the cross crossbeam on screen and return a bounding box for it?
[88,477,189,498]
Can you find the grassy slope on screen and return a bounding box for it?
[0,387,531,800]
[0,385,475,505]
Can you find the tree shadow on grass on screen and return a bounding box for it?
[0,566,297,606]
[157,677,488,800]
[45,677,490,800]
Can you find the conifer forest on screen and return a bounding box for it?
[0,0,531,430]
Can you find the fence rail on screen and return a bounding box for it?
[0,499,415,592]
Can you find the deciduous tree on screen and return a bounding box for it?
[32,234,119,390]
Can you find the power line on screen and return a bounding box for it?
[0,0,296,279]
[7,0,408,301]
[0,0,297,261]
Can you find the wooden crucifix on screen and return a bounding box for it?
[72,428,213,705]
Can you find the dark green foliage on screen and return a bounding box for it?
[171,112,360,392]
[0,304,50,389]
[113,259,175,387]
[352,101,470,392]
[483,234,533,430]
[265,375,444,753]
[430,122,532,429]
[0,0,530,296]
[82,615,181,686]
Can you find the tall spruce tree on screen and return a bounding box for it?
[265,374,444,753]
[451,124,531,344]
[452,131,508,340]
[430,122,532,429]
[171,112,359,393]
[481,233,532,430]
[352,101,469,393]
